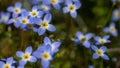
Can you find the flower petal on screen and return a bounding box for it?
[19,59,27,66]
[44,37,51,45]
[16,51,24,58]
[41,60,50,68]
[100,46,107,52]
[38,28,46,35]
[70,11,77,18]
[47,24,56,32]
[76,31,83,38]
[15,2,22,8]
[63,7,69,13]
[6,57,13,65]
[0,61,4,68]
[53,4,60,10]
[44,13,52,23]
[85,33,93,40]
[101,54,109,60]
[83,41,90,48]
[29,56,37,62]
[7,6,14,12]
[93,53,99,59]
[25,46,32,54]
[91,45,98,51]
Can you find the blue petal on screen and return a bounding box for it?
[63,7,69,13]
[66,0,72,5]
[33,50,42,59]
[85,33,93,40]
[103,35,110,39]
[74,1,81,9]
[41,60,50,68]
[73,39,80,44]
[53,4,60,10]
[44,13,52,23]
[19,59,27,66]
[100,46,107,52]
[44,37,51,45]
[29,56,37,62]
[91,45,98,51]
[88,65,94,68]
[101,54,109,60]
[51,42,61,49]
[32,5,38,10]
[94,36,101,41]
[11,66,15,68]
[112,30,118,37]
[38,11,44,18]
[6,57,13,65]
[12,13,18,17]
[93,53,99,59]
[25,46,32,54]
[47,24,56,32]
[14,22,21,28]
[38,28,46,35]
[83,41,90,48]
[76,31,83,38]
[103,27,109,33]
[16,51,24,58]
[15,2,22,8]
[70,11,77,18]
[7,19,13,24]
[7,6,14,12]
[110,23,115,27]
[0,61,4,68]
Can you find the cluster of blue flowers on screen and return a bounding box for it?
[0,0,81,36]
[0,37,61,68]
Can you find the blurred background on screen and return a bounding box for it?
[0,0,120,68]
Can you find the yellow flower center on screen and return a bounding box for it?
[115,10,120,17]
[13,18,17,23]
[31,10,38,17]
[109,27,115,32]
[21,19,28,24]
[79,36,86,42]
[2,16,8,22]
[41,21,49,28]
[96,49,103,56]
[99,39,106,44]
[69,5,75,11]
[4,64,11,68]
[22,53,31,61]
[50,0,57,4]
[14,8,20,14]
[42,53,50,60]
[42,6,48,11]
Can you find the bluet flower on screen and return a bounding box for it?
[0,12,10,24]
[16,46,37,66]
[75,31,93,48]
[63,0,81,18]
[104,23,118,37]
[94,35,111,45]
[0,57,15,68]
[91,45,109,60]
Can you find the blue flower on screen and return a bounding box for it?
[75,31,93,48]
[43,36,62,54]
[43,0,63,10]
[40,4,51,13]
[16,46,37,66]
[88,65,94,68]
[36,14,56,35]
[33,45,53,68]
[63,0,81,18]
[104,23,118,37]
[7,2,25,17]
[18,11,30,29]
[29,6,44,18]
[112,9,120,21]
[0,57,15,68]
[0,12,10,24]
[94,35,111,45]
[111,0,120,2]
[7,15,20,28]
[91,45,109,60]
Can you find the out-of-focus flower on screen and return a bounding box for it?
[91,45,109,60]
[112,9,120,21]
[7,2,25,17]
[63,0,81,18]
[94,35,111,45]
[104,23,118,37]
[75,31,93,48]
[0,57,15,68]
[0,12,10,24]
[88,65,94,68]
